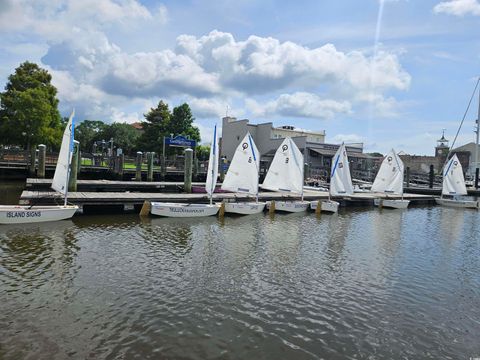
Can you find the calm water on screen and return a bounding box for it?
[1,201,480,359]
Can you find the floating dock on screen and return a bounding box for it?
[19,179,436,214]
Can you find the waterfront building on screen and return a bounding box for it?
[399,131,471,176]
[221,117,380,181]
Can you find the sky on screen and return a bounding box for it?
[1,0,480,155]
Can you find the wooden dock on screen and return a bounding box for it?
[26,178,192,192]
[19,186,435,214]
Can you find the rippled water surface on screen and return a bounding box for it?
[1,207,480,359]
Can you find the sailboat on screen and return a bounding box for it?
[0,111,79,224]
[371,149,410,209]
[435,154,479,209]
[263,137,310,213]
[310,142,353,213]
[221,132,266,215]
[150,124,221,217]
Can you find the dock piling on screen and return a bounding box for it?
[218,202,225,217]
[304,163,310,181]
[135,151,142,181]
[429,165,434,189]
[118,153,124,179]
[219,157,225,182]
[68,141,80,192]
[139,200,151,216]
[37,144,46,179]
[160,154,166,181]
[476,168,479,189]
[29,147,37,176]
[147,152,154,182]
[315,200,321,215]
[184,148,193,193]
[193,157,199,181]
[269,200,275,214]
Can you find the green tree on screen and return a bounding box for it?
[138,101,201,155]
[75,120,108,153]
[138,100,171,155]
[170,103,200,143]
[196,145,210,161]
[101,123,140,155]
[0,61,62,150]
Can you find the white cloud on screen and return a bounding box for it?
[332,134,365,144]
[434,0,480,16]
[246,92,351,119]
[0,1,411,138]
[194,122,219,144]
[187,98,244,119]
[0,0,155,35]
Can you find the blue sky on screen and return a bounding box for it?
[1,0,480,154]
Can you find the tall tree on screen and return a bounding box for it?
[170,103,201,143]
[0,61,62,150]
[75,120,108,153]
[101,123,140,155]
[138,100,171,155]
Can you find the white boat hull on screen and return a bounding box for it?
[0,205,78,224]
[150,202,220,217]
[224,202,266,215]
[310,200,339,213]
[435,198,479,209]
[374,198,410,209]
[266,200,310,213]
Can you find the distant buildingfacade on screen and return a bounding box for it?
[399,131,473,176]
[221,117,380,181]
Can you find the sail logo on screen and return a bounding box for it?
[339,162,344,168]
[242,143,249,150]
[387,156,393,162]
[282,145,288,152]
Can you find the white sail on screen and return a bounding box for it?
[205,124,219,198]
[371,149,404,195]
[330,143,354,196]
[221,132,260,195]
[442,154,467,196]
[52,110,75,196]
[262,137,304,194]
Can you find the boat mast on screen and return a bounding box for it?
[248,133,259,203]
[475,85,480,177]
[210,124,217,205]
[64,113,74,206]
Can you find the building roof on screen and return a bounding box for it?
[131,122,143,130]
[451,142,480,153]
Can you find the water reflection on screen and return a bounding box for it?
[371,208,403,258]
[0,220,78,293]
[1,209,480,359]
[438,207,466,244]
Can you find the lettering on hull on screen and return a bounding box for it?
[6,211,42,218]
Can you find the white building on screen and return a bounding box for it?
[221,117,376,180]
